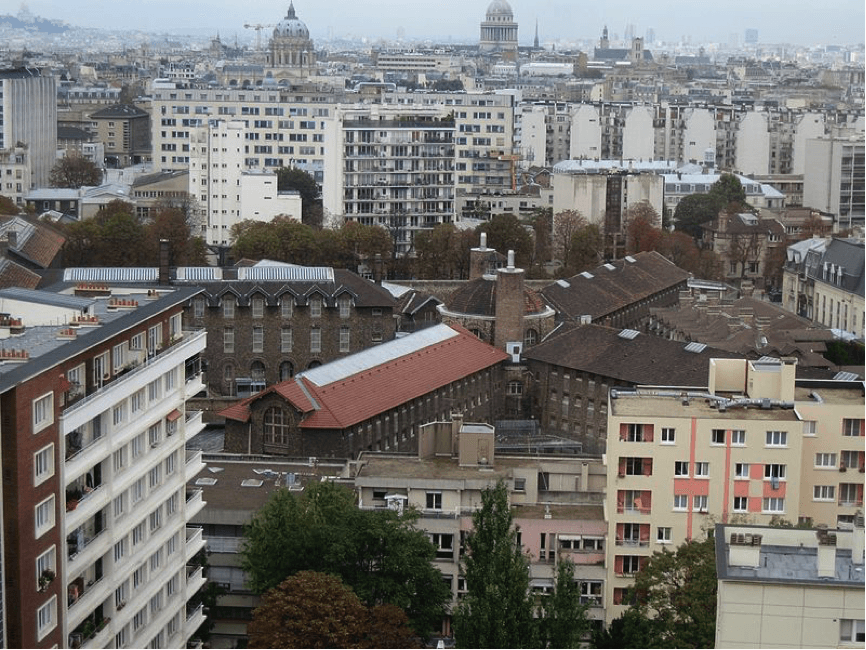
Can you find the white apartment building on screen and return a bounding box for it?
[187,119,301,247]
[0,280,208,648]
[0,67,57,192]
[803,133,865,229]
[322,105,456,256]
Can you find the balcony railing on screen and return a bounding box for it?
[614,538,650,547]
[206,536,242,554]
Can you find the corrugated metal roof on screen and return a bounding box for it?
[237,266,334,282]
[299,323,459,387]
[63,268,159,283]
[0,287,95,310]
[176,267,223,281]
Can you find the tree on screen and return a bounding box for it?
[552,209,587,270]
[477,213,534,268]
[241,481,449,639]
[626,203,663,254]
[568,223,604,274]
[276,167,320,219]
[49,154,103,188]
[146,205,207,266]
[708,173,747,208]
[0,195,19,215]
[629,536,718,648]
[530,208,552,270]
[453,480,536,649]
[536,557,590,649]
[673,194,720,240]
[592,608,660,649]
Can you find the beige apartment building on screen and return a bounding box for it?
[604,357,864,622]
[714,522,864,648]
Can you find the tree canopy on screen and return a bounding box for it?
[476,213,534,269]
[276,167,321,225]
[49,154,103,188]
[0,195,19,215]
[240,481,450,639]
[248,571,420,649]
[536,557,591,649]
[674,174,751,240]
[597,536,718,649]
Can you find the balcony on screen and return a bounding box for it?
[186,526,205,558]
[68,608,110,650]
[67,510,108,570]
[615,538,650,547]
[187,564,206,594]
[206,536,242,553]
[67,564,106,615]
[185,603,205,634]
[186,486,205,519]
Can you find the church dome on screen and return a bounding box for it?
[274,2,309,39]
[485,0,514,19]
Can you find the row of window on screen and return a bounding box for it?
[223,325,356,354]
[203,294,355,320]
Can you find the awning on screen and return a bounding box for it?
[557,534,581,542]
[166,409,182,422]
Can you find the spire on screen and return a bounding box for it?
[287,1,297,19]
[534,19,539,48]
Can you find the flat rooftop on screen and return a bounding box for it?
[609,391,801,421]
[720,544,864,588]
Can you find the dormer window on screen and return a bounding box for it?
[338,295,352,319]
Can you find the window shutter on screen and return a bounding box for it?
[642,458,653,476]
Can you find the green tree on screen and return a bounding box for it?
[0,195,19,215]
[249,572,420,649]
[567,223,603,274]
[708,173,747,208]
[477,213,534,268]
[453,480,536,649]
[241,481,449,639]
[536,557,590,648]
[673,193,720,239]
[629,536,718,648]
[592,608,660,649]
[49,153,103,188]
[276,167,320,219]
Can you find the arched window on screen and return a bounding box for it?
[250,361,266,382]
[307,360,322,370]
[280,361,294,382]
[264,407,289,446]
[470,328,484,341]
[524,328,538,347]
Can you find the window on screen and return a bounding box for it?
[693,495,708,511]
[583,537,604,551]
[843,419,862,436]
[734,463,749,479]
[673,494,688,510]
[733,496,748,512]
[839,483,861,506]
[310,327,321,353]
[661,427,675,443]
[264,407,290,446]
[148,423,161,447]
[252,296,265,318]
[340,326,350,353]
[674,461,689,477]
[33,393,54,433]
[514,477,526,491]
[36,546,56,588]
[281,298,293,318]
[147,323,162,354]
[622,423,652,442]
[222,295,235,318]
[114,537,128,562]
[621,555,641,574]
[694,462,709,477]
[149,465,162,489]
[133,606,147,631]
[132,520,145,546]
[35,495,55,537]
[764,464,786,480]
[762,497,785,513]
[281,327,292,353]
[813,485,836,501]
[580,581,603,605]
[252,326,264,353]
[34,444,54,485]
[133,563,145,589]
[507,381,523,396]
[426,492,442,511]
[164,369,176,391]
[711,429,726,444]
[166,533,179,557]
[766,430,787,446]
[339,295,351,318]
[165,452,177,476]
[815,453,837,468]
[431,533,454,559]
[149,507,162,532]
[166,491,179,515]
[113,492,127,519]
[657,527,672,543]
[731,430,746,445]
[132,477,144,503]
[223,327,234,353]
[803,420,817,436]
[148,379,160,401]
[150,549,163,572]
[309,296,322,318]
[132,433,144,459]
[131,389,144,414]
[36,596,56,640]
[113,402,127,426]
[193,296,205,318]
[841,450,862,471]
[840,619,865,643]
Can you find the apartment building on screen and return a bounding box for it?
[802,133,865,229]
[603,357,864,622]
[0,67,56,190]
[187,119,302,246]
[322,105,456,256]
[0,281,208,648]
[88,104,151,167]
[714,522,864,648]
[353,415,607,634]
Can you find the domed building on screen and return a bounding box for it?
[267,2,316,81]
[438,234,555,351]
[479,0,518,59]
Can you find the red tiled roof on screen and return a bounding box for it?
[220,325,509,429]
[0,258,40,289]
[19,224,65,268]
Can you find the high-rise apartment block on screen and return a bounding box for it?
[0,280,208,648]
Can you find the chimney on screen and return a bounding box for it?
[816,530,837,578]
[158,239,170,285]
[494,249,525,350]
[373,253,383,285]
[6,230,17,249]
[469,232,493,280]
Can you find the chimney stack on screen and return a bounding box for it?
[469,232,494,280]
[494,249,525,350]
[158,239,170,286]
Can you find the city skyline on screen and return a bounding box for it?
[19,0,866,46]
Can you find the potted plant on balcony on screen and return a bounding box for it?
[66,487,83,512]
[38,568,55,592]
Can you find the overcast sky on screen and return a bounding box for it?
[22,0,866,45]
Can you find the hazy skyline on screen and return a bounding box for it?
[20,0,866,46]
